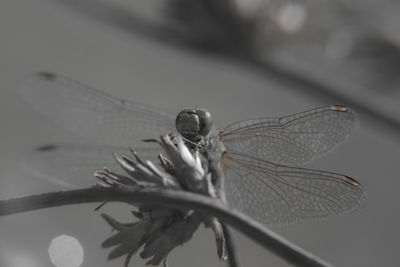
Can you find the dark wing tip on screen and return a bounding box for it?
[36,72,57,81]
[36,144,58,152]
[343,175,361,186]
[331,105,348,112]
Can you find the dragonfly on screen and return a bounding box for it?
[20,72,366,229]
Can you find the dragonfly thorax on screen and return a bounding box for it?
[175,108,213,143]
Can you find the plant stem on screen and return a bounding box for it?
[222,223,239,267]
[0,186,334,267]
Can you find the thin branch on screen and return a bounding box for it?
[221,223,239,267]
[247,56,400,132]
[0,186,334,267]
[56,0,400,132]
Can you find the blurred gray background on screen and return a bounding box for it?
[1,0,400,266]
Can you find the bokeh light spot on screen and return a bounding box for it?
[48,235,84,267]
[276,3,307,33]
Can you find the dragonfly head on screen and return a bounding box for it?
[176,108,213,142]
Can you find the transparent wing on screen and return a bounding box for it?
[221,106,358,166]
[224,152,366,226]
[21,143,161,188]
[20,73,176,146]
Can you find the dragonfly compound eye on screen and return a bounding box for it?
[196,108,213,137]
[176,108,213,142]
[176,108,201,140]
